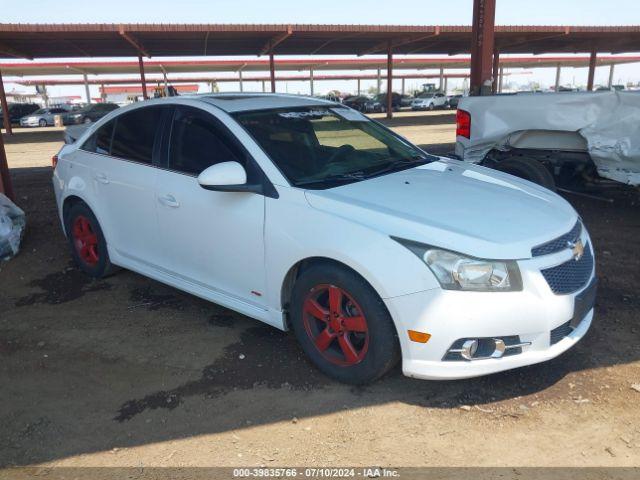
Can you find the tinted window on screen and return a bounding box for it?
[111,106,165,164]
[168,107,243,176]
[80,120,114,154]
[95,121,114,154]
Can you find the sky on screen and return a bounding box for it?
[3,0,640,99]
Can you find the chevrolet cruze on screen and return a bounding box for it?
[52,94,596,384]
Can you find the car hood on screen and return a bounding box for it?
[304,158,578,259]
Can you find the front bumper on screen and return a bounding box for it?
[384,234,595,380]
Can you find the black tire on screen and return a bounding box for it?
[64,202,117,278]
[290,263,401,384]
[39,119,47,127]
[428,103,435,111]
[493,157,557,191]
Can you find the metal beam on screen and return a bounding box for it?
[269,52,276,93]
[0,67,13,200]
[587,49,597,91]
[119,29,150,58]
[260,26,293,56]
[608,63,615,88]
[138,55,149,100]
[498,66,503,93]
[0,129,12,200]
[309,68,314,96]
[439,66,444,91]
[554,63,561,91]
[0,68,12,135]
[0,42,32,60]
[469,0,496,96]
[359,29,440,56]
[386,42,393,119]
[83,73,91,103]
[491,48,500,94]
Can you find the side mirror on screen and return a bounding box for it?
[198,161,251,192]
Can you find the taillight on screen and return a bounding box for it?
[456,109,471,139]
[52,154,59,169]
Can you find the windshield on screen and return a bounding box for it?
[233,106,434,189]
[33,109,48,114]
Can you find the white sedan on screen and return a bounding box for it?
[52,94,596,384]
[410,93,448,111]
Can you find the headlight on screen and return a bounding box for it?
[393,238,522,292]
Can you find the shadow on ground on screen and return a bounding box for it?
[0,166,638,467]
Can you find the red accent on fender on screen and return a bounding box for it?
[52,155,59,169]
[302,284,369,366]
[456,109,471,139]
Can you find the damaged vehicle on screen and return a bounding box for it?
[455,90,640,190]
[0,194,26,261]
[53,94,595,384]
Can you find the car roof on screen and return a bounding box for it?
[194,93,337,113]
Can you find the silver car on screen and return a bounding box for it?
[20,107,69,127]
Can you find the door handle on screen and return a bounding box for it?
[158,194,180,208]
[94,173,109,184]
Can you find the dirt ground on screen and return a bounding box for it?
[1,111,639,469]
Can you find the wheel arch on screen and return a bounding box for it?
[61,193,105,239]
[280,256,388,329]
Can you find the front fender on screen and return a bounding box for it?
[264,187,440,314]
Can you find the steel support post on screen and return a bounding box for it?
[469,0,496,96]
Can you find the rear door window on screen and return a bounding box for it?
[110,106,166,164]
[80,120,114,154]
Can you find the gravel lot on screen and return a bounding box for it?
[1,111,639,469]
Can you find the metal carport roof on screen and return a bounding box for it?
[2,24,640,59]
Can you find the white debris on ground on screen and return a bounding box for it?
[0,193,26,261]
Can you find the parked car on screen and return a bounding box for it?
[374,93,402,112]
[342,95,370,112]
[53,94,595,384]
[62,103,119,125]
[446,94,463,109]
[20,107,69,127]
[400,94,413,108]
[363,97,385,113]
[0,103,40,126]
[411,92,448,111]
[455,90,640,190]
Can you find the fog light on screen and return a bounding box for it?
[460,339,479,360]
[444,336,531,361]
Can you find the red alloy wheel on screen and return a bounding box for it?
[302,284,369,366]
[72,215,99,266]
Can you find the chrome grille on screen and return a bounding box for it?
[532,221,582,257]
[541,244,594,295]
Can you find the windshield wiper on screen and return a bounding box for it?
[359,156,430,179]
[295,171,367,187]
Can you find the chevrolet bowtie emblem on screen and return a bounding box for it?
[567,239,584,261]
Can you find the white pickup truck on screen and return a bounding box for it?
[454,90,640,191]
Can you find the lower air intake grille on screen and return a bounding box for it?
[550,321,573,345]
